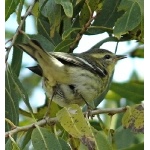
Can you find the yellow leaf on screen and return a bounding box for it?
[122,104,144,133]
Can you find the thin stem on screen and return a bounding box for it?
[5,0,36,63]
[69,2,97,52]
[5,117,58,138]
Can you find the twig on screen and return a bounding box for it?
[69,2,97,52]
[90,107,127,116]
[5,0,36,63]
[5,107,127,137]
[5,117,58,138]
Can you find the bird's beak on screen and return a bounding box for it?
[116,55,127,60]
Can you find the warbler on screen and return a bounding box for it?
[18,39,126,107]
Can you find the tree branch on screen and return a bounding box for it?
[5,117,58,138]
[90,107,127,116]
[5,0,36,63]
[69,1,97,52]
[5,107,127,137]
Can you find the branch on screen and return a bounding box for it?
[5,117,58,138]
[5,107,126,137]
[5,0,36,63]
[90,107,127,116]
[69,1,97,52]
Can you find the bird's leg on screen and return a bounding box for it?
[44,85,58,118]
[80,95,95,119]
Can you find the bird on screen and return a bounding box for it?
[18,39,126,107]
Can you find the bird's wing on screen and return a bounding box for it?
[51,52,107,77]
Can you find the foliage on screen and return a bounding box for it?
[5,0,144,149]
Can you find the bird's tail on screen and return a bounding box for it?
[18,39,70,85]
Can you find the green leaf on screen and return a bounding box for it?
[55,0,73,18]
[110,82,144,103]
[79,0,100,26]
[62,16,72,35]
[121,142,144,150]
[11,28,25,77]
[113,126,135,149]
[40,0,61,37]
[59,138,71,150]
[9,136,20,150]
[54,39,74,52]
[6,139,13,150]
[37,13,51,40]
[92,129,112,150]
[62,28,81,40]
[5,0,19,21]
[73,0,85,18]
[114,0,143,38]
[17,0,24,24]
[122,104,144,133]
[20,129,33,149]
[11,47,23,77]
[36,101,60,119]
[5,66,19,132]
[130,46,144,58]
[32,1,39,17]
[31,127,62,150]
[29,34,55,52]
[89,0,123,34]
[5,65,33,119]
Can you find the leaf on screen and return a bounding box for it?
[92,129,112,150]
[79,128,113,150]
[110,82,144,103]
[5,65,33,120]
[36,101,60,119]
[122,104,144,133]
[5,0,19,21]
[5,139,13,150]
[73,0,85,18]
[11,29,25,76]
[130,46,144,58]
[62,28,81,40]
[9,135,20,150]
[89,0,123,34]
[37,13,51,40]
[121,142,144,150]
[114,0,143,38]
[20,128,33,149]
[57,104,105,149]
[31,127,62,150]
[40,0,61,37]
[59,138,71,150]
[54,39,74,52]
[5,66,19,132]
[57,104,94,138]
[113,126,135,149]
[55,0,73,18]
[29,34,55,52]
[32,1,39,17]
[79,0,100,26]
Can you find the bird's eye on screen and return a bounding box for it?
[104,54,111,59]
